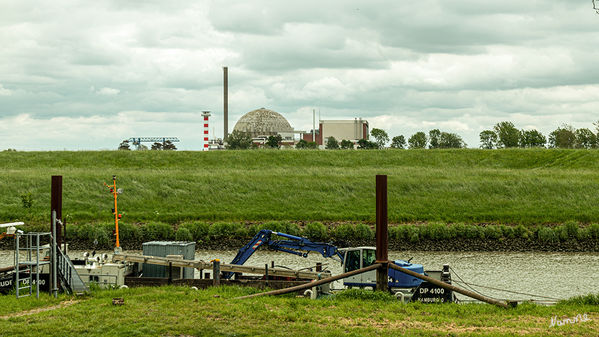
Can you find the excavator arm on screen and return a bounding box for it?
[224,229,343,279]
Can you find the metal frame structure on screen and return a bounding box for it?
[14,232,51,299]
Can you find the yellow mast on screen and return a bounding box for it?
[104,175,122,249]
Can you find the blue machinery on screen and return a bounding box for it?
[225,229,443,295]
[225,229,343,279]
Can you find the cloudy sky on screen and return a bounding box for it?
[1,0,599,150]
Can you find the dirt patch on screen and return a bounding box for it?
[0,299,80,319]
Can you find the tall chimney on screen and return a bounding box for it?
[223,66,228,141]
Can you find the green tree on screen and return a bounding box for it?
[548,125,576,148]
[266,135,283,149]
[575,128,597,149]
[438,132,466,148]
[325,136,339,149]
[226,130,253,149]
[295,139,308,149]
[118,140,131,151]
[370,128,389,149]
[493,121,520,148]
[390,135,406,149]
[408,132,427,149]
[357,139,378,149]
[163,140,177,151]
[479,130,497,149]
[340,139,354,149]
[428,129,441,149]
[519,129,546,148]
[306,141,319,149]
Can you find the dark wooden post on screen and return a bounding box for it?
[51,176,63,248]
[213,260,221,286]
[265,264,269,287]
[375,175,389,292]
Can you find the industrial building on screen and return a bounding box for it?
[233,107,303,145]
[301,118,369,146]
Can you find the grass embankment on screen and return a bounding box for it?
[0,286,598,336]
[2,149,599,226]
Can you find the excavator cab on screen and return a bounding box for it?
[341,247,378,288]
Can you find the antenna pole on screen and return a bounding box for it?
[312,109,316,143]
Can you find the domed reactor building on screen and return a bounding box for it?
[233,107,300,144]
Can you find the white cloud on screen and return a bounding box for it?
[96,87,120,95]
[0,84,12,96]
[1,1,599,149]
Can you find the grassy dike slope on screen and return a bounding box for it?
[1,149,599,225]
[1,287,598,336]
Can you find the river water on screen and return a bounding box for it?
[2,249,598,301]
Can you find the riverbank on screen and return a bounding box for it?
[3,221,599,252]
[0,286,597,336]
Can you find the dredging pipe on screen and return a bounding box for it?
[388,262,509,308]
[235,263,382,299]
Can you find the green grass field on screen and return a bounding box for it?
[1,149,599,226]
[0,286,597,336]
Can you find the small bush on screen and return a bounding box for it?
[175,227,193,241]
[334,224,356,241]
[142,222,174,241]
[484,226,502,240]
[208,222,244,240]
[354,224,373,240]
[564,222,580,239]
[463,225,485,239]
[118,223,143,244]
[500,225,515,239]
[428,223,452,240]
[451,223,466,238]
[537,227,557,243]
[389,225,407,241]
[554,226,568,241]
[76,223,111,247]
[589,223,599,239]
[514,224,531,239]
[20,192,33,209]
[251,221,300,237]
[303,222,327,242]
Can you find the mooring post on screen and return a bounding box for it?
[213,260,220,286]
[265,264,269,287]
[375,175,389,292]
[51,176,63,250]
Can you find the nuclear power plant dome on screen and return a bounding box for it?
[233,107,294,137]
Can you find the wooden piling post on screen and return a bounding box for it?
[213,260,220,286]
[265,264,269,287]
[375,175,389,292]
[51,176,63,249]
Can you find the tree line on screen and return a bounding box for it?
[479,121,599,149]
[155,119,599,151]
[118,139,177,151]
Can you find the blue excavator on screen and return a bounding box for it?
[225,229,454,303]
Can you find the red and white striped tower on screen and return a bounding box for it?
[202,111,211,151]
